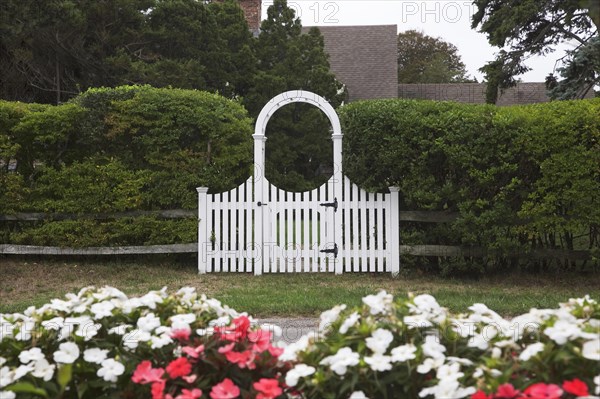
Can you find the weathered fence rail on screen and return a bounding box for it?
[0,243,590,260]
[0,210,590,260]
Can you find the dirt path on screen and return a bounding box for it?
[258,317,319,344]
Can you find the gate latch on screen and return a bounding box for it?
[320,243,338,258]
[319,197,338,212]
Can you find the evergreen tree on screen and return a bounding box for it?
[246,0,346,191]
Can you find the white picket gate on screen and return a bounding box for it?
[197,91,400,275]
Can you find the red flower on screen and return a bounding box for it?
[521,383,563,399]
[248,329,272,352]
[132,360,165,384]
[151,380,166,399]
[215,316,251,342]
[210,378,241,399]
[176,388,203,399]
[253,378,282,399]
[562,379,589,397]
[218,342,235,354]
[170,329,191,341]
[471,390,490,399]
[495,383,520,398]
[166,357,192,379]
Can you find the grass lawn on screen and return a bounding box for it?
[1,257,599,317]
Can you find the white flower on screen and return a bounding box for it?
[151,334,173,349]
[31,358,55,381]
[544,320,582,344]
[0,358,5,367]
[468,333,489,350]
[417,357,444,374]
[97,358,124,383]
[0,390,16,399]
[319,304,347,331]
[75,320,100,341]
[418,378,475,399]
[13,364,33,381]
[403,315,434,329]
[436,363,463,380]
[339,312,360,334]
[582,339,600,361]
[348,392,369,399]
[53,342,80,364]
[280,334,314,362]
[176,287,197,304]
[19,348,45,364]
[320,347,360,376]
[473,368,484,378]
[366,328,394,354]
[422,335,446,359]
[519,342,545,361]
[0,321,14,342]
[362,291,393,315]
[0,366,12,388]
[391,344,417,362]
[122,329,151,350]
[139,291,164,309]
[137,313,162,333]
[91,301,115,320]
[15,321,36,341]
[83,348,109,364]
[365,353,393,372]
[41,317,65,331]
[108,324,132,335]
[491,347,502,359]
[171,313,196,331]
[594,375,599,395]
[285,364,316,387]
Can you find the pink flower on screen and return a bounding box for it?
[151,380,166,399]
[215,316,251,342]
[166,357,192,379]
[182,345,205,359]
[182,375,197,384]
[210,378,240,399]
[562,379,589,397]
[218,342,235,354]
[495,383,520,398]
[248,329,272,352]
[132,360,165,384]
[253,378,283,399]
[170,329,191,341]
[268,345,284,358]
[176,388,203,399]
[521,383,563,399]
[224,349,256,369]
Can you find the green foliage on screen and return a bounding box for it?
[9,217,197,247]
[340,97,600,272]
[397,30,473,83]
[0,86,252,246]
[471,0,599,103]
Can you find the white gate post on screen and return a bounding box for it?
[253,134,267,276]
[197,187,209,274]
[332,133,343,274]
[389,186,401,276]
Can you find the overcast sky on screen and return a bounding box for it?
[262,0,576,82]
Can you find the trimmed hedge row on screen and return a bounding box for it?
[340,98,600,272]
[0,86,253,246]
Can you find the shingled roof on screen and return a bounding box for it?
[302,25,398,102]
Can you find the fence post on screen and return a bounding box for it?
[332,133,343,274]
[388,186,400,276]
[197,187,209,274]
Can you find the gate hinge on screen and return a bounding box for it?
[320,243,338,258]
[319,197,338,212]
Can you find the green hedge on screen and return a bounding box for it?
[0,86,252,246]
[340,98,600,273]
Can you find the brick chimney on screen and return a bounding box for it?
[238,0,261,34]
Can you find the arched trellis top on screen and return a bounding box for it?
[254,90,342,137]
[253,90,343,177]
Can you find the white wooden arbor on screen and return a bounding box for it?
[197,90,400,275]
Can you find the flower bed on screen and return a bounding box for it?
[1,287,598,399]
